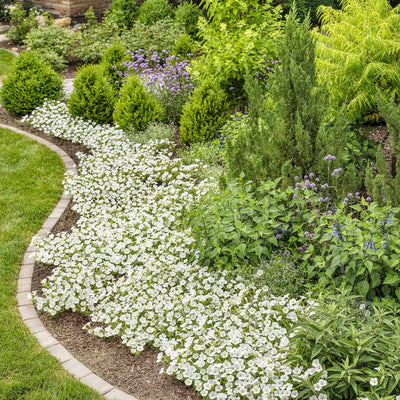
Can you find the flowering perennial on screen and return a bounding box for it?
[23,101,326,400]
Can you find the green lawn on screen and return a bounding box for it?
[0,49,16,81]
[0,127,103,400]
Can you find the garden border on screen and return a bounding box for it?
[1,123,138,400]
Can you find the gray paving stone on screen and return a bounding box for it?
[19,263,34,279]
[17,278,32,293]
[47,207,64,220]
[56,198,70,210]
[35,330,59,348]
[24,317,46,334]
[16,292,33,306]
[18,304,37,321]
[104,388,139,400]
[22,250,36,265]
[81,373,114,395]
[62,358,92,379]
[41,217,59,231]
[46,343,73,363]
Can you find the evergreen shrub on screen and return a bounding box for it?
[68,64,116,124]
[106,0,138,29]
[225,7,359,192]
[179,79,230,145]
[137,0,173,26]
[0,50,62,115]
[113,74,164,130]
[174,0,202,38]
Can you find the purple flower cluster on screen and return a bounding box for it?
[113,50,196,122]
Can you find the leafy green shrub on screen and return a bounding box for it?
[179,79,230,145]
[171,33,196,59]
[106,0,138,29]
[121,18,183,57]
[100,43,129,91]
[73,7,123,64]
[68,64,116,124]
[6,2,39,44]
[287,289,400,399]
[314,0,400,121]
[137,0,173,25]
[192,0,283,89]
[24,26,74,71]
[174,0,202,38]
[113,74,164,130]
[0,50,62,115]
[190,157,400,300]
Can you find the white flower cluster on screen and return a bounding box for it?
[24,101,326,399]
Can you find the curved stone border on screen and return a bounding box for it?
[1,123,138,400]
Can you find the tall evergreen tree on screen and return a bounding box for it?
[226,5,358,193]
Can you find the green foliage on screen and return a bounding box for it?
[124,121,175,143]
[6,2,38,44]
[100,43,129,91]
[73,9,123,64]
[272,0,341,24]
[174,0,203,38]
[68,64,116,124]
[106,0,138,29]
[309,199,400,300]
[287,289,400,399]
[0,50,62,115]
[137,0,173,25]
[188,178,305,272]
[24,26,74,71]
[225,8,351,188]
[171,32,196,59]
[314,0,400,121]
[192,0,283,89]
[179,79,230,145]
[365,92,400,206]
[113,74,164,130]
[121,18,183,57]
[190,160,400,300]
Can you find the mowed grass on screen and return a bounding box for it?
[0,127,103,400]
[0,49,16,81]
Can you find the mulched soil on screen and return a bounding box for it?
[0,32,392,398]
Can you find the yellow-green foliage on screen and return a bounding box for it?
[68,64,116,124]
[179,79,230,145]
[314,0,400,121]
[113,74,164,130]
[192,0,283,89]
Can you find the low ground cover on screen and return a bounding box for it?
[0,127,103,400]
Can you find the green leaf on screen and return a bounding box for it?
[383,273,399,286]
[356,280,369,297]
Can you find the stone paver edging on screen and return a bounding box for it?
[1,123,138,400]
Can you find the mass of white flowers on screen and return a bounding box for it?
[23,101,327,400]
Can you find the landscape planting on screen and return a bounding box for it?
[2,0,400,399]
